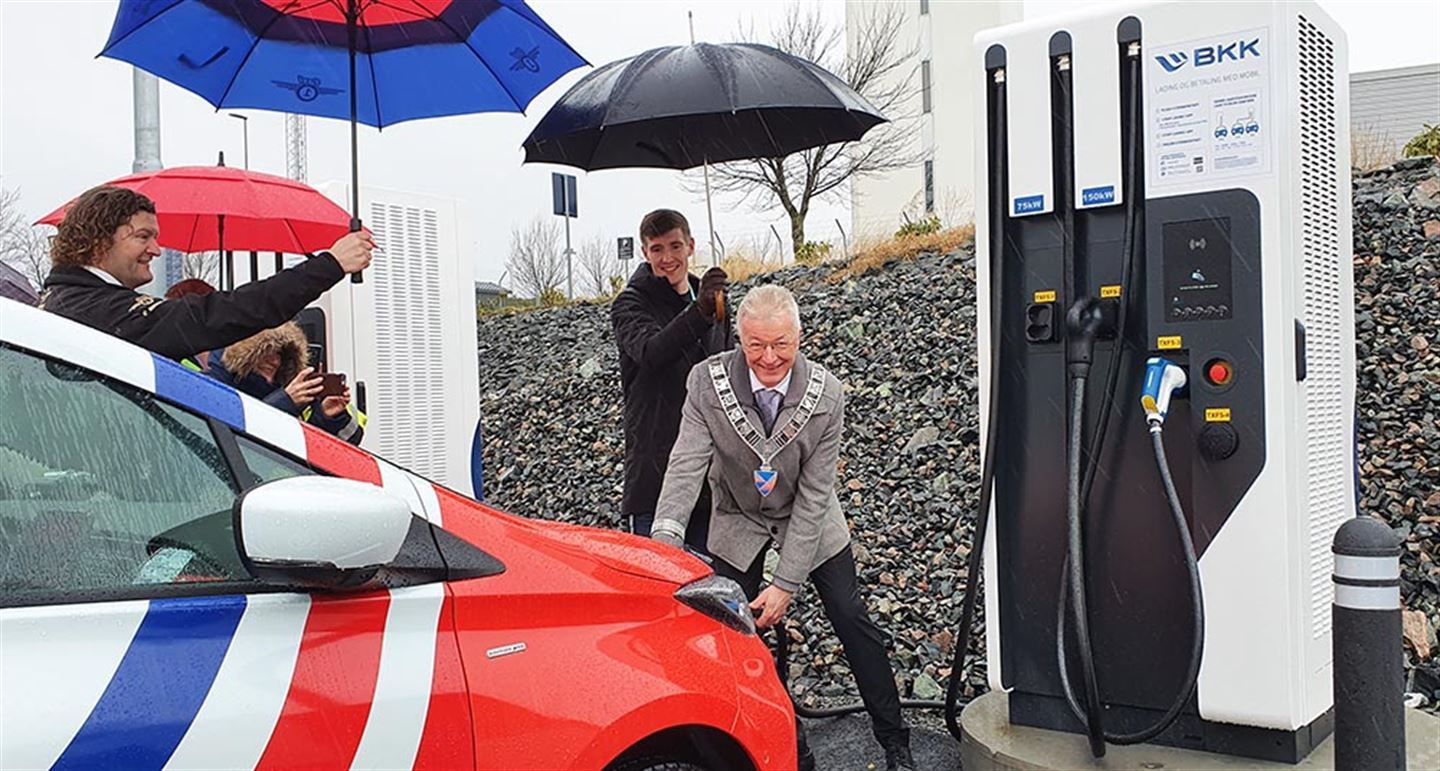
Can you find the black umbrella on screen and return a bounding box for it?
[522,42,886,171]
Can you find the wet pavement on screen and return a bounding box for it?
[807,713,961,770]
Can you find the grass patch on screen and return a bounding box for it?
[719,252,785,283]
[830,224,975,283]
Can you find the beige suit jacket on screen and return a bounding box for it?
[652,350,850,592]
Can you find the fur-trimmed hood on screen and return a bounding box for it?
[220,322,309,386]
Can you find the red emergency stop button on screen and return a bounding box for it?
[1206,359,1234,386]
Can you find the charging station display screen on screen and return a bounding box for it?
[1164,217,1234,322]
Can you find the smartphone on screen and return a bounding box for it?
[319,372,347,398]
[307,344,325,372]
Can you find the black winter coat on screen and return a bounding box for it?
[37,254,345,362]
[611,262,731,514]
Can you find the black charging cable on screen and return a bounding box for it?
[1055,394,1206,747]
[1060,299,1110,757]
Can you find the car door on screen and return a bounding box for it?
[0,343,471,770]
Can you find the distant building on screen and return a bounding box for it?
[1351,64,1440,158]
[475,280,511,308]
[846,0,1016,239]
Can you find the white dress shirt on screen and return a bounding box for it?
[749,368,793,401]
[83,266,123,286]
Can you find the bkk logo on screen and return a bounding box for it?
[1154,39,1260,72]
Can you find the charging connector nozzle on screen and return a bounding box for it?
[1065,298,1106,377]
[1141,357,1188,425]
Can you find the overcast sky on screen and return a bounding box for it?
[2,0,1437,285]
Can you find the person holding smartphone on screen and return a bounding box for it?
[206,321,365,445]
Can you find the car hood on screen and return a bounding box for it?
[500,516,713,586]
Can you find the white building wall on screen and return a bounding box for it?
[1350,64,1440,158]
[848,0,1017,240]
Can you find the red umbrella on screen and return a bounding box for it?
[37,165,352,255]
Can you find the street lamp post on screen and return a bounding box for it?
[228,113,249,169]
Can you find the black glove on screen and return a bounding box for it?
[697,267,728,321]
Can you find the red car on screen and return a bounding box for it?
[0,297,795,770]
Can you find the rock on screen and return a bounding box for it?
[578,356,603,378]
[1424,220,1440,240]
[932,472,952,494]
[1414,177,1440,208]
[1405,609,1433,659]
[912,672,943,700]
[903,426,942,455]
[1413,335,1431,353]
[1382,192,1410,210]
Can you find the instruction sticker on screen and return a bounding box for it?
[1147,27,1272,187]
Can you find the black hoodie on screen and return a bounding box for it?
[610,262,731,514]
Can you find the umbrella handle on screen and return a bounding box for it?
[714,290,725,323]
[350,216,364,284]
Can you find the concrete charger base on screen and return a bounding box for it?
[959,691,1440,770]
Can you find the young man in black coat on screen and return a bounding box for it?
[38,185,372,362]
[611,209,730,551]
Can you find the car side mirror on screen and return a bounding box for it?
[238,476,410,590]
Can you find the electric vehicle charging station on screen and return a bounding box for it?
[972,1,1356,762]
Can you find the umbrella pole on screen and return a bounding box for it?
[219,214,229,290]
[690,16,719,268]
[347,0,363,284]
[703,160,719,267]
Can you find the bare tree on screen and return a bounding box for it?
[0,186,21,242]
[4,223,52,289]
[699,2,925,253]
[0,185,54,288]
[180,250,222,285]
[505,216,566,299]
[576,235,624,298]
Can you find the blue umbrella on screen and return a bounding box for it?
[101,0,586,279]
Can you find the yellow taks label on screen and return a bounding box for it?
[1205,408,1232,422]
[1157,335,1183,350]
[1034,290,1057,303]
[1100,285,1121,298]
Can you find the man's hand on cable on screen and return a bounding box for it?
[696,267,728,321]
[750,584,793,629]
[329,231,375,274]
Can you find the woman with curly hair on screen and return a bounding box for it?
[38,185,373,361]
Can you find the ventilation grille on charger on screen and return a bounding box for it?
[368,201,446,482]
[1297,15,1348,638]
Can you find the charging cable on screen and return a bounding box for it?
[1056,355,1206,749]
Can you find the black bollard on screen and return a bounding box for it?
[1332,516,1405,770]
